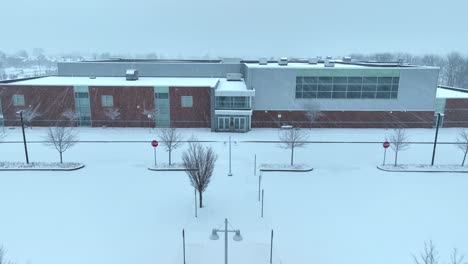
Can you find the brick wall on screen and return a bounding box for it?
[88,86,155,127]
[252,110,434,128]
[169,87,211,128]
[0,85,75,126]
[443,99,468,127]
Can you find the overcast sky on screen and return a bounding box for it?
[1,0,467,57]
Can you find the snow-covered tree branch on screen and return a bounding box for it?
[456,129,468,166]
[278,128,309,166]
[182,137,217,208]
[387,128,410,166]
[44,127,78,163]
[158,127,184,165]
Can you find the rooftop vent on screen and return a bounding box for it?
[278,57,288,66]
[226,73,243,81]
[126,69,139,81]
[326,56,333,59]
[89,76,96,79]
[308,57,319,64]
[259,58,268,65]
[342,56,352,62]
[324,59,335,67]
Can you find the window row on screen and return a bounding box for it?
[296,91,398,99]
[296,76,399,99]
[215,96,251,109]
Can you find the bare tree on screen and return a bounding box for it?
[62,109,78,121]
[449,248,465,264]
[158,128,184,165]
[456,129,468,166]
[21,105,41,129]
[303,102,323,126]
[278,128,309,166]
[104,107,120,126]
[182,137,217,208]
[143,108,157,131]
[413,240,438,264]
[44,127,78,163]
[0,245,14,264]
[387,128,410,166]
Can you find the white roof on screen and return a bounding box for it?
[5,76,219,88]
[215,79,255,96]
[436,88,468,98]
[245,62,368,69]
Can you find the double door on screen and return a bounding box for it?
[218,116,247,131]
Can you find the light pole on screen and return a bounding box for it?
[277,113,282,127]
[431,112,444,166]
[228,136,233,176]
[209,218,243,264]
[147,114,152,132]
[16,110,29,164]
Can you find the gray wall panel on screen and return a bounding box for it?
[58,62,242,78]
[249,67,439,111]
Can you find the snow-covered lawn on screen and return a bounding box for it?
[259,163,313,171]
[0,127,467,264]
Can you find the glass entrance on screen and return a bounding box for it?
[233,117,246,130]
[218,117,230,130]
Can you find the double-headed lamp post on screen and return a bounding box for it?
[209,218,243,264]
[16,110,29,164]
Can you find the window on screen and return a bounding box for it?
[101,95,113,107]
[13,94,25,106]
[295,74,399,99]
[181,96,193,107]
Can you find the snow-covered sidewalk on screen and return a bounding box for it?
[0,161,84,171]
[377,164,468,173]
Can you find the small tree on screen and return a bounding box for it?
[387,128,410,166]
[158,128,184,165]
[104,107,120,126]
[21,106,41,129]
[413,240,438,264]
[44,127,78,163]
[278,128,309,166]
[182,137,217,208]
[62,109,78,126]
[303,102,323,126]
[456,129,468,166]
[449,248,465,264]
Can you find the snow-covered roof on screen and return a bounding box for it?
[4,76,220,88]
[436,88,468,98]
[245,62,367,69]
[215,79,255,96]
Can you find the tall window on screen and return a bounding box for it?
[13,94,25,106]
[181,96,193,107]
[296,76,399,99]
[101,95,113,107]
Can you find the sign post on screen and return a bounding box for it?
[151,140,159,166]
[382,141,390,165]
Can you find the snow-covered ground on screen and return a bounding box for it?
[0,127,467,264]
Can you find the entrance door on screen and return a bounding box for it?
[233,117,246,131]
[218,117,230,130]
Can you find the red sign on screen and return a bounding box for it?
[151,140,159,147]
[383,141,390,148]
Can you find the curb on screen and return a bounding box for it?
[260,168,314,172]
[0,164,85,171]
[376,165,468,173]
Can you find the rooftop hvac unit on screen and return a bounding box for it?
[308,57,319,64]
[126,69,139,81]
[342,56,352,62]
[324,59,335,67]
[226,73,243,81]
[278,57,288,66]
[326,56,333,59]
[259,58,268,65]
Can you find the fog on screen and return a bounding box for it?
[1,0,467,57]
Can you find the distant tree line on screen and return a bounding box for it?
[348,52,468,88]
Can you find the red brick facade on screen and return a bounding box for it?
[252,110,435,128]
[88,86,155,127]
[0,85,75,126]
[169,87,211,128]
[443,99,468,127]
